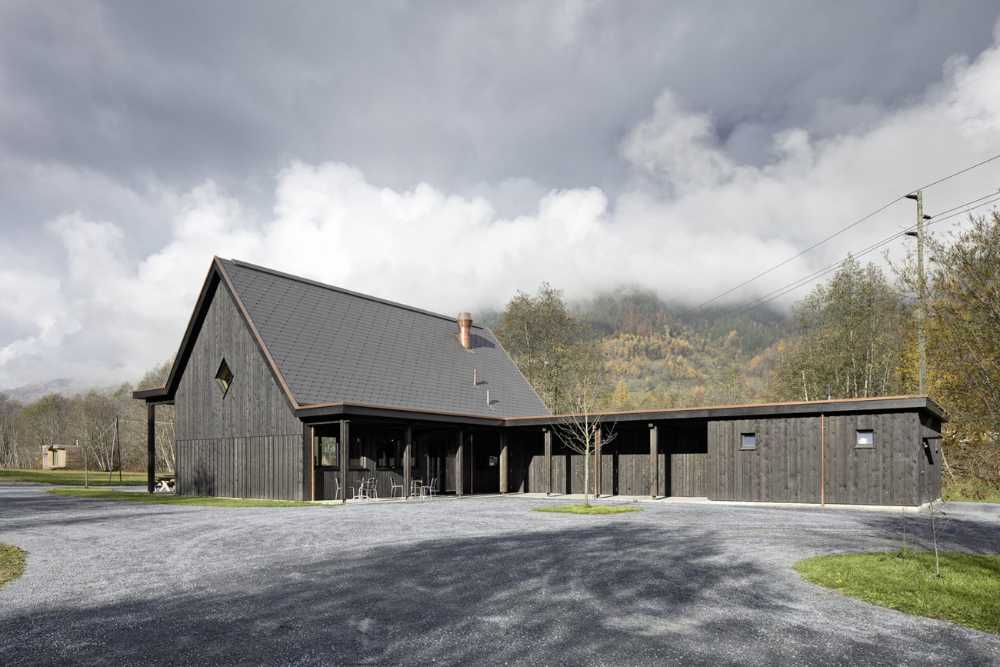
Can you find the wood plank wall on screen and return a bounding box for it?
[707,411,935,506]
[707,416,821,503]
[919,413,943,503]
[521,424,707,497]
[174,282,304,500]
[662,421,707,497]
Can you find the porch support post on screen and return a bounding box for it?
[339,419,350,504]
[146,402,156,494]
[648,423,658,499]
[543,428,552,496]
[593,427,602,498]
[403,425,413,499]
[455,430,464,496]
[304,423,314,501]
[499,431,509,494]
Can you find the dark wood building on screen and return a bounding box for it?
[135,258,944,507]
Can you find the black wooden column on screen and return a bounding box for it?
[146,402,156,494]
[543,428,552,496]
[303,423,314,501]
[455,430,464,496]
[403,425,413,499]
[648,423,658,499]
[499,431,508,494]
[593,427,602,498]
[339,419,350,504]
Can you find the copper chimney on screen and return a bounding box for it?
[457,312,473,349]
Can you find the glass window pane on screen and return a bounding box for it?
[740,433,757,449]
[856,430,875,448]
[317,436,339,466]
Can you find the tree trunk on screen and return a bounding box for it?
[583,441,591,506]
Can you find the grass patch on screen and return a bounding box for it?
[0,544,26,589]
[943,477,1000,504]
[0,468,146,486]
[48,488,326,508]
[534,503,641,515]
[795,550,1000,635]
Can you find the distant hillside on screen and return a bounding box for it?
[0,378,91,404]
[573,288,787,408]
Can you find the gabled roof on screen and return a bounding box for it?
[134,257,550,419]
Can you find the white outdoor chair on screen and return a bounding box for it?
[424,476,439,498]
[390,478,405,498]
[350,477,369,501]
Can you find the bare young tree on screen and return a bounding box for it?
[0,395,21,468]
[553,368,617,505]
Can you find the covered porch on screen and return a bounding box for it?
[306,420,525,502]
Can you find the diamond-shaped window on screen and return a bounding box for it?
[215,359,234,397]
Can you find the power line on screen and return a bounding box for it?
[736,193,1000,313]
[914,151,1000,192]
[697,151,1000,309]
[926,188,1000,218]
[745,194,1000,312]
[697,197,904,308]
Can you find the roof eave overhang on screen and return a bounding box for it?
[296,402,505,427]
[131,387,173,404]
[505,396,947,428]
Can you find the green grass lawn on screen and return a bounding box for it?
[0,468,146,486]
[943,477,1000,504]
[0,544,26,589]
[795,550,1000,635]
[48,487,328,508]
[534,503,641,515]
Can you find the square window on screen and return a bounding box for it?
[856,429,875,448]
[316,436,339,467]
[740,432,757,450]
[215,359,234,397]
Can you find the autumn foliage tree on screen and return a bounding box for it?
[924,213,1000,487]
[495,283,601,413]
[770,257,911,401]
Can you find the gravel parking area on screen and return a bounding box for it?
[1,486,998,665]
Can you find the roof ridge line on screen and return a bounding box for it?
[224,258,483,327]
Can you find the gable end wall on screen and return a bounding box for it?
[173,280,304,500]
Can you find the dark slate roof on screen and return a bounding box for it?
[219,259,550,418]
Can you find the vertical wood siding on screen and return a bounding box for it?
[174,282,303,500]
[707,411,931,506]
[661,421,707,497]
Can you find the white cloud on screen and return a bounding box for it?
[4,22,1000,388]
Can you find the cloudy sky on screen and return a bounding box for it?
[3,1,1000,389]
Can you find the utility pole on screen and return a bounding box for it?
[905,191,932,395]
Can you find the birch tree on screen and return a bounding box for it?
[552,353,617,505]
[770,257,910,401]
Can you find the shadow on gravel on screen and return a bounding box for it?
[2,520,997,666]
[847,511,1000,555]
[0,491,190,532]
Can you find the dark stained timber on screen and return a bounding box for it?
[147,403,156,494]
[171,280,304,500]
[706,410,938,506]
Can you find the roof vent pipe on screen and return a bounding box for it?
[457,312,473,349]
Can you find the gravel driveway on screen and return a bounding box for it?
[1,486,998,666]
